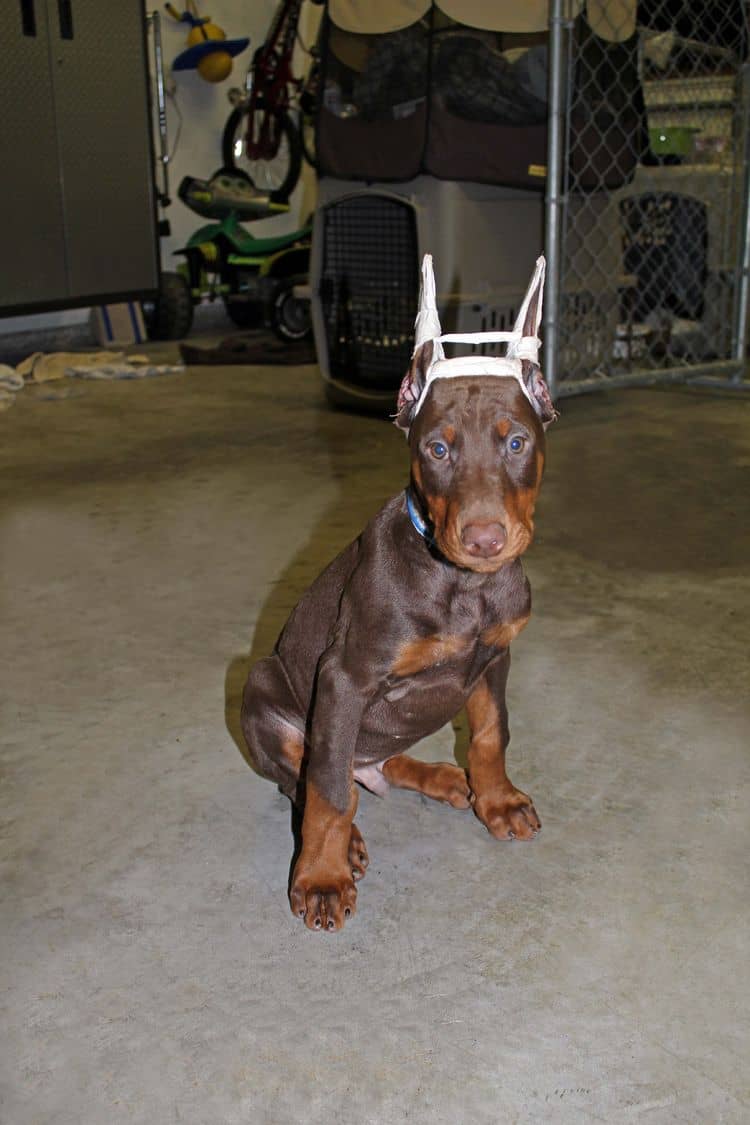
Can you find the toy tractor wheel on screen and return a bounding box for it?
[142,272,194,341]
[270,277,311,342]
[223,297,264,329]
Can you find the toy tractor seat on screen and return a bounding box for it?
[178,169,286,222]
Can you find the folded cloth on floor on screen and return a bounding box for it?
[0,364,25,392]
[180,333,316,366]
[0,364,25,409]
[16,350,131,382]
[68,362,184,379]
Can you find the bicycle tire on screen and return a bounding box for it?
[222,106,302,203]
[300,113,318,171]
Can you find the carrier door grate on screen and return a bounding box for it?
[320,196,418,389]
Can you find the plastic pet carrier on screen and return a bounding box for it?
[312,193,418,408]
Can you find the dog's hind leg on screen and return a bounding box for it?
[241,656,306,801]
[380,754,472,809]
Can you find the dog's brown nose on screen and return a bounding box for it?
[461,522,506,558]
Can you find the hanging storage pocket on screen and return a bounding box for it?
[425,19,549,189]
[569,17,649,190]
[316,15,430,181]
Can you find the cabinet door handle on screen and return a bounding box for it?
[57,0,73,39]
[20,0,36,36]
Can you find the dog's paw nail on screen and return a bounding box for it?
[313,916,322,929]
[344,907,352,918]
[326,919,335,931]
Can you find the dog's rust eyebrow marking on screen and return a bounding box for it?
[481,616,529,649]
[442,424,456,444]
[392,633,469,677]
[496,419,512,439]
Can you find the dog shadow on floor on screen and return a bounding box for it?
[224,400,401,770]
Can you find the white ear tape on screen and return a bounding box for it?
[410,255,546,421]
[507,255,546,366]
[413,254,445,361]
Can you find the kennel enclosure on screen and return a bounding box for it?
[310,0,750,404]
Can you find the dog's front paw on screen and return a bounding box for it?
[473,786,541,841]
[290,860,358,932]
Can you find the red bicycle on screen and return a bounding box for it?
[222,0,321,202]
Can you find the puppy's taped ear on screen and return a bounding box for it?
[394,340,433,433]
[522,360,558,429]
[508,256,545,362]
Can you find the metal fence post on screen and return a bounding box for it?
[544,0,567,400]
[732,64,750,381]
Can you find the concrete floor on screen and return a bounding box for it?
[1,361,748,1124]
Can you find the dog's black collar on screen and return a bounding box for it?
[405,488,434,544]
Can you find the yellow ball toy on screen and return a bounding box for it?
[170,7,249,85]
[197,49,233,83]
[186,19,225,46]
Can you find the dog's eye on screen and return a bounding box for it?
[508,436,526,454]
[429,441,448,460]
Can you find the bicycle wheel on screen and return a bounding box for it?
[299,63,319,170]
[300,112,317,170]
[222,106,302,202]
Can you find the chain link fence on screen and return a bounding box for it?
[544,0,750,397]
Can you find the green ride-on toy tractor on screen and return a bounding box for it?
[143,168,312,342]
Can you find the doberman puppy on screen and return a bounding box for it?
[241,256,557,931]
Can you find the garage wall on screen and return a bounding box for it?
[0,0,319,336]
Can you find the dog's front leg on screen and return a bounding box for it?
[290,648,368,932]
[466,652,541,841]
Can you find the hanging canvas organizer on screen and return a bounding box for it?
[315,0,647,190]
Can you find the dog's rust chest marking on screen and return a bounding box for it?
[391,633,470,678]
[481,615,530,650]
[392,612,529,678]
